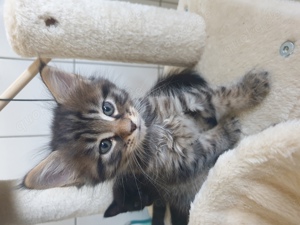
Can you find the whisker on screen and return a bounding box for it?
[128,162,143,208]
[132,146,171,197]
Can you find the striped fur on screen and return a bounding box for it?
[23,66,270,223]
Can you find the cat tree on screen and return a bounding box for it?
[2,0,300,224]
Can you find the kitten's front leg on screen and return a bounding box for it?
[195,117,241,169]
[170,205,189,225]
[212,70,270,119]
[152,199,166,225]
[153,116,240,182]
[104,174,156,218]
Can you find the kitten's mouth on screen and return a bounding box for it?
[136,117,146,136]
[137,118,141,131]
[128,115,145,148]
[126,107,146,150]
[132,118,142,138]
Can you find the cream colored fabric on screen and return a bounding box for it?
[0,180,113,225]
[189,120,300,225]
[3,0,205,67]
[183,0,300,224]
[191,0,300,135]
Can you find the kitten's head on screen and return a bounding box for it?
[23,65,146,189]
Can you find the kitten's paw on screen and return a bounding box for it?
[222,117,241,146]
[242,70,270,105]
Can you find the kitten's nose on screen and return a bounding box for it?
[130,121,137,132]
[114,119,137,139]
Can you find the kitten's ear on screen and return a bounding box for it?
[39,64,78,104]
[23,151,82,189]
[104,201,125,218]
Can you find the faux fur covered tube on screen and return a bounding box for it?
[189,120,300,225]
[3,0,205,67]
[0,180,113,225]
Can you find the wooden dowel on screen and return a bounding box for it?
[0,58,51,111]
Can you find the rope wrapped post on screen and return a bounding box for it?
[4,0,206,67]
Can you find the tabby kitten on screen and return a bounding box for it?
[23,62,270,224]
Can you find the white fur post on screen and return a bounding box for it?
[0,181,113,225]
[4,0,205,67]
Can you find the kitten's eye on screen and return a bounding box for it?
[102,102,115,116]
[99,139,112,154]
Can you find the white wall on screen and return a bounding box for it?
[0,0,177,224]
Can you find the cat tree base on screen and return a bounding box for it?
[2,0,300,224]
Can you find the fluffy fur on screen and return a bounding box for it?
[189,120,300,225]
